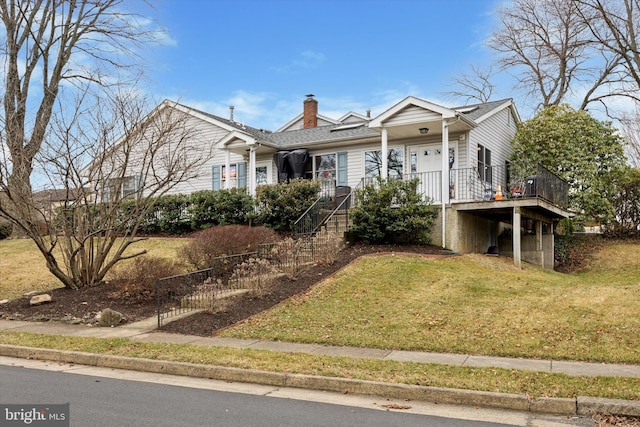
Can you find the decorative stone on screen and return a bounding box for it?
[97,308,123,327]
[30,294,52,306]
[0,299,8,305]
[24,291,40,298]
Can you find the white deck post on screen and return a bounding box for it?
[513,207,522,268]
[536,220,543,268]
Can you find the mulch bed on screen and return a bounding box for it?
[0,243,446,336]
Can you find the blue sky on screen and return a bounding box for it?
[148,0,507,130]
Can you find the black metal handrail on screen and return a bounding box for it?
[294,180,350,237]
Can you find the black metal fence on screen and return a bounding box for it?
[391,164,569,209]
[157,268,214,328]
[157,232,345,327]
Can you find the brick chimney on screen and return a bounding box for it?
[303,94,318,129]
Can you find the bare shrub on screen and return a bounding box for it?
[108,256,183,302]
[181,277,219,313]
[260,237,305,279]
[232,258,279,297]
[313,232,345,265]
[179,225,279,270]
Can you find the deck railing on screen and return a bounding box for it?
[386,164,568,209]
[294,164,567,240]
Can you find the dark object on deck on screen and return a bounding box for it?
[486,245,499,256]
[525,175,537,197]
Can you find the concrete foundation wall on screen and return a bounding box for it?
[431,207,495,254]
[432,206,556,270]
[521,233,554,269]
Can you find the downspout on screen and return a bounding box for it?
[441,114,461,249]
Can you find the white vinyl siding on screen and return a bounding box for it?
[149,112,239,196]
[468,107,516,170]
[383,106,441,127]
[279,116,338,131]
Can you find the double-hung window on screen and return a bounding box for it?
[315,154,336,182]
[212,163,247,190]
[477,144,492,183]
[103,175,141,202]
[365,148,404,179]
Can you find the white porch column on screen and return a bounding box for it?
[381,127,388,179]
[248,146,256,196]
[442,120,450,204]
[441,120,450,249]
[513,207,522,268]
[224,149,231,190]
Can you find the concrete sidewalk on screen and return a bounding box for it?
[1,317,639,379]
[1,317,640,418]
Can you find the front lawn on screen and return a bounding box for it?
[221,244,640,364]
[0,237,190,300]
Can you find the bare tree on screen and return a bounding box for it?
[3,90,210,289]
[578,0,640,93]
[0,1,207,289]
[620,102,640,167]
[487,0,631,112]
[446,64,495,104]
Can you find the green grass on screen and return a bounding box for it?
[1,238,640,400]
[221,245,640,364]
[0,237,190,300]
[1,331,638,400]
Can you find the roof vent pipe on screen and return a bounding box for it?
[366,109,371,118]
[229,105,235,122]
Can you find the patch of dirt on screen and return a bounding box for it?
[0,243,446,333]
[0,280,158,326]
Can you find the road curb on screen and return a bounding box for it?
[1,344,637,416]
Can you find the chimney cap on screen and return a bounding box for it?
[305,94,315,100]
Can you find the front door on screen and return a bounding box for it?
[409,143,457,202]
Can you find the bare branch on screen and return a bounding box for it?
[444,64,496,104]
[489,0,631,112]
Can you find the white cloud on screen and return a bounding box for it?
[168,83,478,132]
[269,50,326,74]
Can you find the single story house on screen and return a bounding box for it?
[92,94,572,269]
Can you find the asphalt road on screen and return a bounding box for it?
[0,357,598,427]
[0,363,523,427]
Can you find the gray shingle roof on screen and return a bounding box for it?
[175,102,275,141]
[267,122,380,148]
[453,98,513,121]
[177,98,512,150]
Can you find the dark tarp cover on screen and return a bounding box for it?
[287,149,309,178]
[273,151,291,183]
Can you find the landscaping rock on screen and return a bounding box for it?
[97,308,123,327]
[30,294,52,306]
[0,299,9,305]
[24,291,41,298]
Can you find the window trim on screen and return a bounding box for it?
[364,147,404,180]
[477,144,492,183]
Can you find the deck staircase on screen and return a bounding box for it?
[294,185,356,238]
